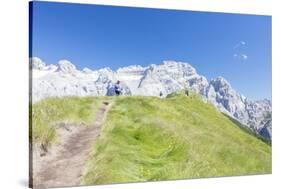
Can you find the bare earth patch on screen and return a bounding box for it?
[32,101,112,188]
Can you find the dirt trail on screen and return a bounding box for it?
[33,101,112,188]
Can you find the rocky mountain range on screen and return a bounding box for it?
[31,57,272,140]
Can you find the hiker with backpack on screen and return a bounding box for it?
[114,80,122,96]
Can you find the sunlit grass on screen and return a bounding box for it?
[30,93,271,183]
[82,93,271,184]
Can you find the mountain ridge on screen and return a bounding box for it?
[31,57,272,140]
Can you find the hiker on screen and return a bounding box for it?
[185,89,189,96]
[183,83,189,96]
[114,80,122,96]
[159,91,163,97]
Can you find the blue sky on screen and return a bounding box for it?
[30,1,272,100]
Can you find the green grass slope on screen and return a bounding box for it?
[82,93,271,184]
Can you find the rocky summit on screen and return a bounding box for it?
[31,57,272,140]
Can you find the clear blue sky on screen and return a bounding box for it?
[30,1,272,100]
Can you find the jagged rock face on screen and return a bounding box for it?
[258,119,272,140]
[136,61,209,96]
[31,57,272,140]
[209,77,249,123]
[246,100,272,140]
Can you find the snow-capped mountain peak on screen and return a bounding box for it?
[117,65,146,73]
[58,60,77,73]
[82,67,93,74]
[31,57,46,70]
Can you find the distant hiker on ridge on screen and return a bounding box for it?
[114,80,122,96]
[185,89,189,96]
[184,84,189,96]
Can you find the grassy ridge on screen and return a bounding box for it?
[82,94,271,184]
[31,96,103,147]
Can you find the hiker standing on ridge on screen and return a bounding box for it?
[114,80,122,96]
[160,91,163,97]
[184,83,189,96]
[185,89,189,96]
